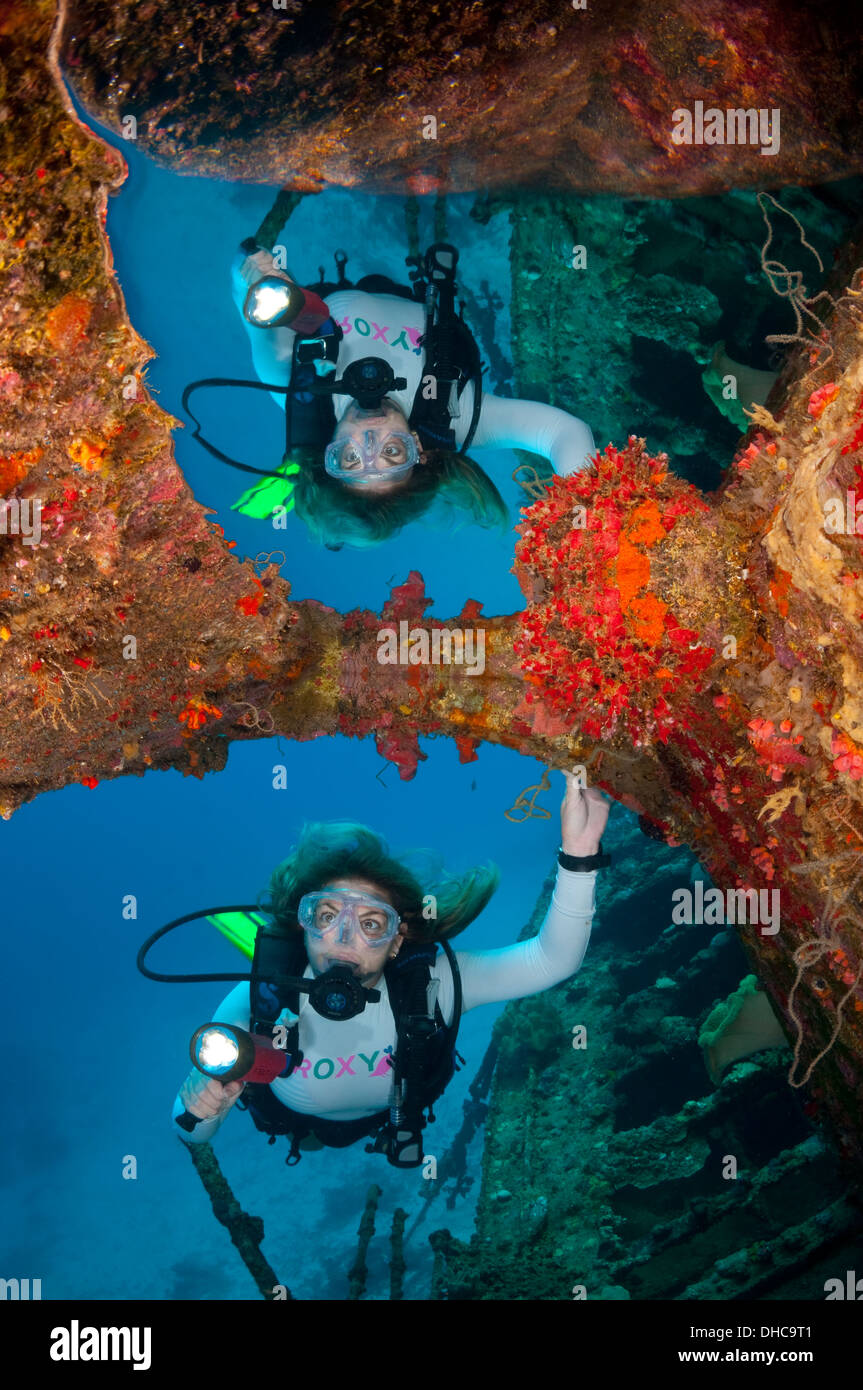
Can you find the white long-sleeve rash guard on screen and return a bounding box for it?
[172,866,597,1141]
[231,250,596,476]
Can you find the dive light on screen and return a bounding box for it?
[176,1022,288,1132]
[243,275,331,335]
[190,1022,287,1083]
[176,970,382,1131]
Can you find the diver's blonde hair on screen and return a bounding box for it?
[262,821,499,941]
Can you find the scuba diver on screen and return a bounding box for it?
[169,777,610,1168]
[183,192,596,548]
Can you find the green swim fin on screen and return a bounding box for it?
[231,457,300,520]
[206,910,268,960]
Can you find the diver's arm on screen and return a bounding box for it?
[171,983,252,1144]
[446,779,608,1013]
[469,393,597,476]
[230,251,297,409]
[452,865,597,1013]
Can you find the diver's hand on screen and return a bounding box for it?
[560,777,610,856]
[240,244,277,276]
[179,1070,245,1122]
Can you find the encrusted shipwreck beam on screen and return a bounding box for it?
[3,4,863,1160]
[60,0,863,197]
[0,0,296,812]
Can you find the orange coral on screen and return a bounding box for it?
[68,437,107,471]
[513,437,712,744]
[615,534,651,609]
[627,591,668,645]
[625,499,666,547]
[752,845,776,880]
[769,567,793,617]
[44,294,92,351]
[0,447,42,491]
[236,574,266,616]
[615,499,666,616]
[178,697,223,732]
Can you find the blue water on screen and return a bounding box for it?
[0,99,635,1299]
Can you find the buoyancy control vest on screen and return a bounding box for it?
[281,242,485,457]
[242,927,463,1167]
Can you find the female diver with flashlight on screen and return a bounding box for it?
[235,237,595,548]
[183,215,597,549]
[170,777,610,1168]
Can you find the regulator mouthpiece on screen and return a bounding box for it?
[303,965,382,1021]
[311,356,407,410]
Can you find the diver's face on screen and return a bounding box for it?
[303,876,406,989]
[331,400,424,495]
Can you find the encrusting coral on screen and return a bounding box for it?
[59,0,863,197]
[512,439,714,745]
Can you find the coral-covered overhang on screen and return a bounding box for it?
[60,0,863,196]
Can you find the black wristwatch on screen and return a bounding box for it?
[558,842,611,872]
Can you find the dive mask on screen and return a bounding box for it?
[324,430,419,483]
[298,888,401,947]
